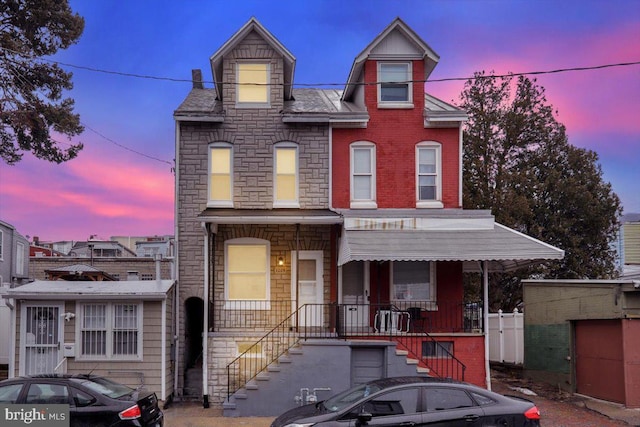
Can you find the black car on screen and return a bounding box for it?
[271,376,541,427]
[0,374,163,427]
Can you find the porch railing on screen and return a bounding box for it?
[225,302,481,398]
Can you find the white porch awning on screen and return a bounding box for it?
[338,223,564,272]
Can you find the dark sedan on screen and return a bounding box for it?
[0,374,163,427]
[271,376,541,427]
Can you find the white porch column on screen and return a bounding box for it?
[483,261,491,390]
[201,222,210,407]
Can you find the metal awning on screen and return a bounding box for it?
[198,208,342,225]
[1,280,175,301]
[338,223,564,272]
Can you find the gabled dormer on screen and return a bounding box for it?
[210,17,296,111]
[341,17,439,110]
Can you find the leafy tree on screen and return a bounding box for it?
[0,0,84,164]
[461,72,622,310]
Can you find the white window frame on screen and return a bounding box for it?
[0,229,3,260]
[224,238,271,310]
[274,142,299,208]
[416,142,444,208]
[377,62,413,108]
[350,141,377,209]
[16,241,25,276]
[208,143,233,208]
[390,261,437,304]
[76,302,143,361]
[236,62,270,108]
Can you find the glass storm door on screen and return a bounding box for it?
[22,304,63,375]
[292,251,323,327]
[341,261,370,331]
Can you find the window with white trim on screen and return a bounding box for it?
[378,62,412,107]
[79,303,142,360]
[225,238,270,307]
[16,241,25,276]
[237,63,270,106]
[350,142,376,208]
[208,143,233,207]
[391,261,436,302]
[416,142,443,208]
[274,143,299,207]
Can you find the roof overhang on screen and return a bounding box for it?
[198,208,343,225]
[210,17,296,101]
[338,222,564,273]
[2,280,175,301]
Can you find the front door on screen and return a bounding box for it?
[292,251,323,327]
[21,304,63,375]
[340,261,370,332]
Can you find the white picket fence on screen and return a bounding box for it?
[488,309,524,365]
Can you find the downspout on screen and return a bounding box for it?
[7,298,15,379]
[161,294,167,400]
[483,261,491,390]
[201,222,210,408]
[173,120,181,398]
[295,223,300,330]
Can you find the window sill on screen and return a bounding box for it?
[208,201,234,208]
[416,201,444,209]
[235,102,271,109]
[377,102,414,109]
[224,301,271,310]
[350,201,378,209]
[273,201,300,209]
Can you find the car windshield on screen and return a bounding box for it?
[323,383,382,412]
[76,377,134,399]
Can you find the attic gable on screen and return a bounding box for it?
[342,17,439,101]
[210,17,296,101]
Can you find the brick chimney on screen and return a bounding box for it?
[192,69,203,89]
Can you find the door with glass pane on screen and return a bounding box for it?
[340,261,370,332]
[22,304,63,375]
[292,251,323,327]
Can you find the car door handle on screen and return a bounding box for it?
[464,414,480,422]
[397,423,416,426]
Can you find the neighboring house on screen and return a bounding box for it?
[111,235,175,258]
[1,279,176,402]
[69,239,137,258]
[523,279,640,408]
[29,249,173,282]
[0,220,30,287]
[618,213,640,275]
[174,17,564,416]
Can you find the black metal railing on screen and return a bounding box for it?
[225,301,482,398]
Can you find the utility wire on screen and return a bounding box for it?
[1,46,639,87]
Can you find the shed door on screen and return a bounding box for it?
[21,304,63,375]
[575,319,625,403]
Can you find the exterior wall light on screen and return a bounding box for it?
[277,256,285,266]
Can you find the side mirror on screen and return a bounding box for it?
[356,412,373,426]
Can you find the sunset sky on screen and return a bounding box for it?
[1,0,638,242]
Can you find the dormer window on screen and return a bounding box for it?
[237,63,270,107]
[378,62,413,108]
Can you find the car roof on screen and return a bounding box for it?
[7,374,102,381]
[366,376,462,389]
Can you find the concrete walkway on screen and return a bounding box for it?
[163,403,274,427]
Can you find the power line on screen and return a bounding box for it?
[1,46,639,87]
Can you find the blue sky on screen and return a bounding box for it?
[1,0,638,241]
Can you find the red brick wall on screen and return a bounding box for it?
[332,59,461,209]
[623,319,640,408]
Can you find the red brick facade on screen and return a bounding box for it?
[332,59,461,209]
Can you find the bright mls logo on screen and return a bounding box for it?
[0,405,69,426]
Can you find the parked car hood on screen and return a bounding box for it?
[271,402,330,427]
